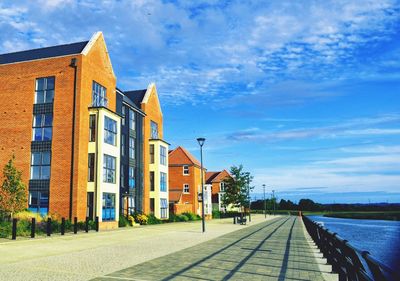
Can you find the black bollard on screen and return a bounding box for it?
[12,218,17,240]
[95,216,99,232]
[61,218,65,235]
[46,218,51,236]
[233,216,236,224]
[85,217,89,233]
[31,218,36,238]
[73,217,78,234]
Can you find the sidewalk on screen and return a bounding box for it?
[0,214,274,281]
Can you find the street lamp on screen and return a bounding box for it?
[197,137,206,233]
[263,184,266,218]
[272,189,276,216]
[247,177,251,222]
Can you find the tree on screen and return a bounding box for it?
[0,155,27,220]
[221,165,253,215]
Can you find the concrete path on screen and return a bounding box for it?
[93,216,333,281]
[0,214,271,281]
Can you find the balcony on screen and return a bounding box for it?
[92,94,108,107]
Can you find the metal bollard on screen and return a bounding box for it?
[46,218,51,236]
[31,218,36,238]
[233,216,236,224]
[85,217,89,233]
[61,218,65,235]
[12,218,17,240]
[73,217,78,234]
[95,216,99,232]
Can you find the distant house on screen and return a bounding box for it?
[206,170,232,212]
[168,146,211,217]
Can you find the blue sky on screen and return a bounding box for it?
[1,0,400,203]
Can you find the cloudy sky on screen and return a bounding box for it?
[1,0,399,203]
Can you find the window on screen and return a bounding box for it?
[35,77,54,104]
[150,171,155,191]
[89,114,96,142]
[32,114,52,141]
[129,109,135,130]
[30,152,51,179]
[121,165,125,188]
[160,172,167,192]
[129,166,135,189]
[103,154,116,183]
[104,116,117,146]
[183,165,189,175]
[28,191,49,216]
[160,199,168,218]
[150,144,154,164]
[220,182,225,192]
[102,193,115,221]
[183,184,189,193]
[150,198,155,214]
[92,81,107,107]
[121,106,125,126]
[88,153,95,182]
[160,146,166,165]
[150,121,158,139]
[121,134,125,156]
[129,137,135,159]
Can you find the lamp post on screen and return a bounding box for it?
[197,137,206,233]
[263,184,266,218]
[272,189,276,216]
[247,177,251,222]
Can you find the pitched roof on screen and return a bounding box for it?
[169,189,183,203]
[0,41,89,65]
[169,146,201,166]
[124,89,147,108]
[206,169,231,184]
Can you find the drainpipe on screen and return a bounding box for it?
[69,58,78,220]
[95,109,100,221]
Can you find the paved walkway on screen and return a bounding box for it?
[93,216,331,281]
[0,214,271,280]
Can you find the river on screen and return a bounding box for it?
[308,215,400,269]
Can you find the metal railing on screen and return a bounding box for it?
[302,215,400,281]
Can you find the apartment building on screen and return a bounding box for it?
[124,84,169,219]
[206,170,231,212]
[168,146,210,216]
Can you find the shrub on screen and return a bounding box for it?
[182,212,198,221]
[127,215,136,226]
[178,214,189,222]
[147,214,162,224]
[135,214,148,225]
[16,219,31,236]
[14,210,43,222]
[0,221,11,238]
[119,215,129,227]
[169,214,178,222]
[212,210,221,219]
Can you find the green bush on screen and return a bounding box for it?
[212,210,221,219]
[182,212,199,221]
[16,219,31,236]
[169,214,178,222]
[119,215,130,227]
[0,221,11,238]
[178,214,189,222]
[147,214,162,224]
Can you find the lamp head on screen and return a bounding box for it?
[197,137,206,147]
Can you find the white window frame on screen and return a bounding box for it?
[183,184,189,193]
[183,165,189,175]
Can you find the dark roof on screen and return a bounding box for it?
[124,89,147,107]
[0,41,89,65]
[206,172,220,184]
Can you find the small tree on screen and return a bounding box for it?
[221,165,253,216]
[0,155,27,220]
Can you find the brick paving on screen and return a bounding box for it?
[93,216,327,281]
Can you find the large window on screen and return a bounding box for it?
[88,153,95,182]
[160,146,166,165]
[121,134,125,156]
[32,114,52,141]
[150,144,155,164]
[150,121,158,139]
[160,199,168,218]
[183,165,189,175]
[89,114,96,142]
[28,191,49,216]
[30,152,51,180]
[129,166,135,189]
[103,154,116,183]
[35,77,54,104]
[104,116,117,146]
[150,198,155,214]
[129,109,135,130]
[92,81,107,107]
[183,184,189,193]
[220,182,225,192]
[121,105,126,126]
[102,193,115,221]
[120,165,125,188]
[150,171,155,191]
[160,172,167,192]
[129,137,135,159]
